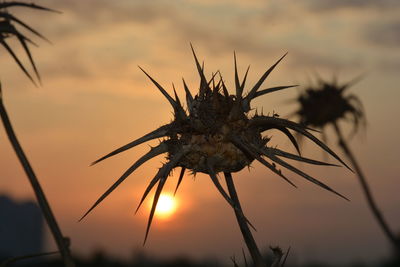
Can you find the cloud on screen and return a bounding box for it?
[304,0,400,11]
[363,20,400,47]
[377,58,400,73]
[62,0,178,24]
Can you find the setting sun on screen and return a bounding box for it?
[154,194,177,219]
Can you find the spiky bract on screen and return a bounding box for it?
[82,46,349,242]
[0,1,58,85]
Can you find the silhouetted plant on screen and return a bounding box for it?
[0,2,74,267]
[295,76,366,140]
[82,46,350,267]
[0,1,59,85]
[292,76,400,256]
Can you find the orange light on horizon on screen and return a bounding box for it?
[154,193,178,219]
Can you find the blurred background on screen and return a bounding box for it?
[0,0,399,266]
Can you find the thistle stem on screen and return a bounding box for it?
[224,172,265,267]
[0,90,75,267]
[333,122,400,255]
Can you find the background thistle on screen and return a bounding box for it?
[292,76,400,257]
[295,76,366,139]
[82,45,350,267]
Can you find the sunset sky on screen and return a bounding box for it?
[1,0,399,265]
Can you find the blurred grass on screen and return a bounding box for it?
[1,249,399,267]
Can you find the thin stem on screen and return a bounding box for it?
[224,172,265,267]
[0,251,59,267]
[333,122,400,255]
[0,91,75,267]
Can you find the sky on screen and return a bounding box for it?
[0,0,400,265]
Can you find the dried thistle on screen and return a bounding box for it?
[0,1,58,85]
[294,76,366,138]
[292,76,400,256]
[82,46,350,266]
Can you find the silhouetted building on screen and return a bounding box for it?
[0,195,44,260]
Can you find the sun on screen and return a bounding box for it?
[154,193,177,219]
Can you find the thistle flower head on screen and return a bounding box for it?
[82,46,350,242]
[295,76,366,136]
[0,1,58,85]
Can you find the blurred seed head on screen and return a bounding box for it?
[294,76,366,137]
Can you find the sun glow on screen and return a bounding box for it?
[154,193,177,219]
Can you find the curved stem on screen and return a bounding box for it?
[0,92,75,267]
[333,122,400,255]
[224,172,265,267]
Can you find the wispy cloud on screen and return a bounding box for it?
[304,0,400,11]
[363,20,400,47]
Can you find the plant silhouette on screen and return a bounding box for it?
[0,2,74,267]
[0,1,59,85]
[292,76,400,256]
[82,46,350,267]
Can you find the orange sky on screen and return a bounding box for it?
[1,0,399,265]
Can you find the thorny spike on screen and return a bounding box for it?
[174,167,186,196]
[230,136,297,188]
[16,34,41,83]
[340,73,365,92]
[0,39,37,86]
[255,119,301,154]
[135,150,186,213]
[267,147,340,166]
[190,43,208,95]
[240,65,250,94]
[138,66,178,108]
[268,154,349,201]
[80,143,169,221]
[1,12,51,43]
[2,22,41,80]
[254,85,298,99]
[139,66,187,121]
[91,123,172,165]
[215,78,222,92]
[182,78,194,113]
[0,2,60,13]
[348,95,365,114]
[208,71,219,88]
[274,126,301,156]
[13,30,38,46]
[171,85,187,120]
[249,116,352,171]
[135,174,161,214]
[142,150,185,244]
[219,73,230,98]
[144,176,167,244]
[255,155,297,188]
[234,51,242,99]
[182,78,193,101]
[211,72,216,90]
[243,53,288,111]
